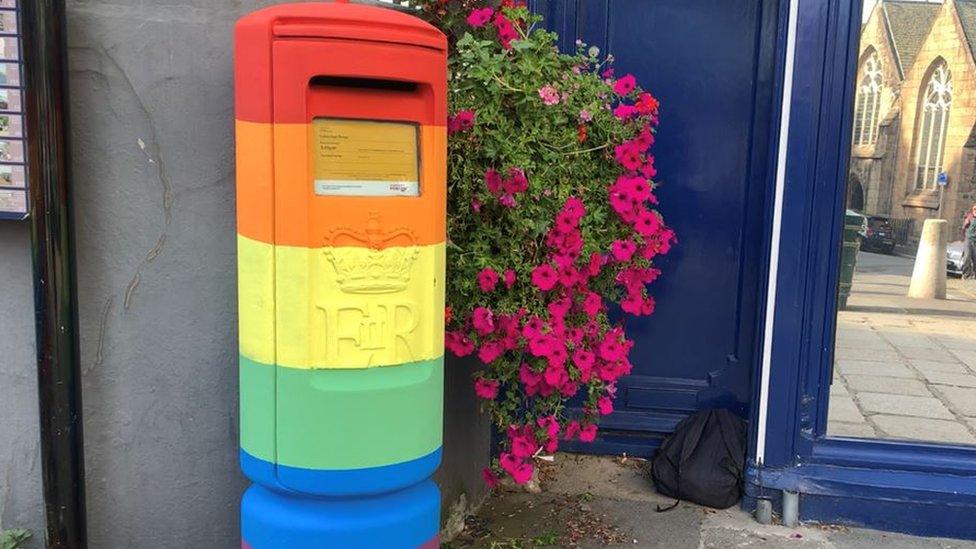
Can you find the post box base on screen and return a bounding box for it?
[241,481,439,549]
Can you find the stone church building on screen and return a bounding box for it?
[851,0,976,243]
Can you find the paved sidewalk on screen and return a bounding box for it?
[446,454,976,548]
[829,252,976,444]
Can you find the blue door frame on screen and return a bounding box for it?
[749,0,976,540]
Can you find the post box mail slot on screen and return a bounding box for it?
[235,3,447,547]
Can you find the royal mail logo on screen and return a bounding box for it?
[324,212,419,294]
[318,301,420,366]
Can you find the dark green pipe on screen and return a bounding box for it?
[22,0,88,547]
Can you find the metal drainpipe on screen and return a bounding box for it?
[22,0,88,547]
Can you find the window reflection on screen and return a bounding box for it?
[829,0,976,445]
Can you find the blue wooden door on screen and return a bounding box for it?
[532,0,780,455]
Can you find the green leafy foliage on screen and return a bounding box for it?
[0,529,31,549]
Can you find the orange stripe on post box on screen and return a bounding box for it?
[235,120,274,245]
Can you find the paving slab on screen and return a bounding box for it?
[892,346,961,363]
[932,385,976,417]
[909,360,972,375]
[586,499,702,549]
[919,370,976,388]
[874,332,942,350]
[701,509,831,548]
[835,347,903,363]
[932,336,976,352]
[828,421,877,438]
[830,382,851,398]
[856,393,954,419]
[871,415,976,445]
[828,394,867,424]
[842,375,932,396]
[835,359,916,378]
[949,350,976,370]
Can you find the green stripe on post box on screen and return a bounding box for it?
[239,355,444,470]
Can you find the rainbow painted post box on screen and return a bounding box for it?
[234,3,447,547]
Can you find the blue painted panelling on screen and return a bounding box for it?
[533,0,780,453]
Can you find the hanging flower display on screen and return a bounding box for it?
[415,0,675,485]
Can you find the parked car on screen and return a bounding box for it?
[947,240,967,277]
[860,215,896,254]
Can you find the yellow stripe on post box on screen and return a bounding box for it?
[275,241,445,369]
[237,235,276,367]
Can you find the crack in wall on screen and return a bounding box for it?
[103,46,174,223]
[96,45,174,314]
[85,296,114,376]
[123,272,140,311]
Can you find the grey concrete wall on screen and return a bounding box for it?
[0,1,489,546]
[0,223,44,544]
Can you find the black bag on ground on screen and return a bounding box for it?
[650,408,746,510]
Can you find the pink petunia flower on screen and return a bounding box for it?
[611,240,637,262]
[520,362,543,384]
[528,334,556,357]
[614,141,643,171]
[521,315,546,339]
[634,125,655,150]
[613,104,638,120]
[493,13,518,49]
[448,110,476,134]
[579,423,599,442]
[478,267,500,292]
[485,168,502,195]
[597,396,614,415]
[482,467,500,488]
[445,331,475,357]
[467,7,494,27]
[544,363,569,388]
[472,307,495,335]
[562,196,586,220]
[475,377,500,400]
[634,210,662,237]
[478,340,505,364]
[531,264,559,291]
[504,268,517,289]
[613,74,637,96]
[573,349,596,379]
[505,168,529,193]
[599,332,626,362]
[510,430,538,459]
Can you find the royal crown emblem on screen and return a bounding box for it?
[324,213,419,294]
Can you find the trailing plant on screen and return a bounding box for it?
[414,0,675,485]
[0,528,31,549]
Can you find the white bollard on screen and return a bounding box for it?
[907,218,948,299]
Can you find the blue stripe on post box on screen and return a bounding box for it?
[241,481,440,549]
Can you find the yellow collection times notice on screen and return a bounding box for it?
[311,118,420,197]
